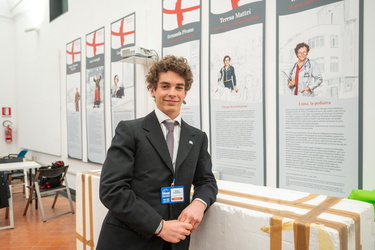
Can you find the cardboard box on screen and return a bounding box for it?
[76,171,107,250]
[190,180,375,250]
[75,173,375,250]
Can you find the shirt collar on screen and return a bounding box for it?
[155,107,181,125]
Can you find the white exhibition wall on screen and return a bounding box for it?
[0,0,374,191]
[0,9,18,155]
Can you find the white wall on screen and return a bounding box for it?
[0,0,374,191]
[0,13,18,155]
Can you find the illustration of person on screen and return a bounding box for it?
[93,74,101,108]
[218,55,238,93]
[111,75,120,97]
[75,88,80,112]
[287,42,323,97]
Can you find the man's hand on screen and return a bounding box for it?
[177,200,206,233]
[158,220,192,243]
[288,80,295,88]
[301,87,311,93]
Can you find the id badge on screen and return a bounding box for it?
[161,186,184,204]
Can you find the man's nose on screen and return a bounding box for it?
[168,88,177,96]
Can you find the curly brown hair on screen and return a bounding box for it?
[294,42,310,55]
[146,55,193,91]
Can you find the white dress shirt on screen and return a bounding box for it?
[155,107,181,169]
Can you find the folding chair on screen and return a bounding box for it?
[4,149,29,159]
[2,149,29,194]
[23,165,74,222]
[0,171,14,230]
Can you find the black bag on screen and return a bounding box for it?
[0,171,10,208]
[38,161,64,189]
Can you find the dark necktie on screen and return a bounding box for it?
[163,121,177,160]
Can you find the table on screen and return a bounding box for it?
[0,161,41,198]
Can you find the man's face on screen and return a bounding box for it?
[150,71,187,119]
[296,47,308,61]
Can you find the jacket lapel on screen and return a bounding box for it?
[143,111,174,173]
[175,119,196,173]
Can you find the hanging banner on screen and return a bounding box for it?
[85,27,106,164]
[110,13,136,136]
[277,0,363,197]
[209,0,266,185]
[66,38,83,160]
[162,0,202,128]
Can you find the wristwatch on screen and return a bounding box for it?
[155,220,163,234]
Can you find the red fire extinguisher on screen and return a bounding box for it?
[5,125,12,143]
[3,120,13,143]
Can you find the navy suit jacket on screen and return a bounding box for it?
[97,111,217,250]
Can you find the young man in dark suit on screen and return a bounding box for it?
[97,55,218,250]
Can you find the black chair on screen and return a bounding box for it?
[23,165,74,222]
